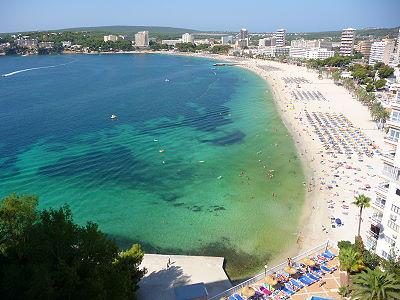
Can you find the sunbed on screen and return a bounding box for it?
[299,275,314,286]
[307,272,320,281]
[290,279,304,289]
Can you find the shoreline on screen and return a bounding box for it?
[157,51,383,269]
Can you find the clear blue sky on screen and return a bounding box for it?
[1,0,399,33]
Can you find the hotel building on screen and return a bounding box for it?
[239,28,248,40]
[135,31,149,47]
[103,35,119,42]
[275,29,286,47]
[221,35,233,45]
[340,28,356,56]
[369,40,395,66]
[369,90,400,258]
[182,33,194,44]
[359,40,373,60]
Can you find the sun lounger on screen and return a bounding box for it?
[325,249,336,257]
[280,286,295,296]
[290,279,304,289]
[234,294,244,300]
[228,295,237,300]
[299,275,314,286]
[259,285,272,296]
[307,272,320,281]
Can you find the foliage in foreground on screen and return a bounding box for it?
[0,193,146,300]
[351,268,400,300]
[337,240,400,300]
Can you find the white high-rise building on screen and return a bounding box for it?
[135,31,149,47]
[182,33,194,44]
[221,35,233,44]
[340,28,356,56]
[369,90,400,259]
[275,29,286,47]
[369,40,395,66]
[239,28,248,40]
[103,35,118,42]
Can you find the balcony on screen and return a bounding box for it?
[384,135,399,145]
[370,214,383,225]
[387,119,400,130]
[375,182,389,196]
[366,229,379,240]
[381,151,396,164]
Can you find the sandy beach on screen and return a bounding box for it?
[161,51,384,263]
[238,58,383,256]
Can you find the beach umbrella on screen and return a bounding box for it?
[264,275,278,285]
[301,258,315,266]
[240,286,255,297]
[284,266,297,275]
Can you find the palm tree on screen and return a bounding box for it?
[351,268,400,300]
[339,247,365,275]
[352,194,371,237]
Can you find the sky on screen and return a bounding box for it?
[1,0,399,33]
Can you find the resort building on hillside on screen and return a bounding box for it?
[182,33,194,44]
[221,35,233,44]
[103,35,119,42]
[369,39,395,65]
[368,90,400,258]
[15,38,38,48]
[340,28,356,56]
[275,29,286,47]
[135,31,149,47]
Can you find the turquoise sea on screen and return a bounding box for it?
[0,54,305,279]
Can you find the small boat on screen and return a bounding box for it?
[165,78,170,82]
[217,176,222,179]
[111,114,117,120]
[159,149,165,153]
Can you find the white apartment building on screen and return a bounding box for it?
[275,29,286,47]
[340,28,356,56]
[259,38,273,48]
[289,47,334,60]
[221,35,233,44]
[62,41,72,47]
[135,31,149,47]
[369,40,395,66]
[307,48,335,60]
[239,28,248,40]
[369,90,400,258]
[182,33,194,44]
[161,39,181,46]
[103,35,118,42]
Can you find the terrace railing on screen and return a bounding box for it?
[209,240,335,300]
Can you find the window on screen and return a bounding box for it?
[382,250,389,259]
[387,220,400,233]
[392,204,400,215]
[391,111,400,122]
[396,189,400,196]
[388,129,400,141]
[384,234,396,246]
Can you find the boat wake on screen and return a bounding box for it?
[2,60,76,77]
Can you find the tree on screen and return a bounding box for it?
[332,70,341,84]
[378,65,394,78]
[366,83,374,92]
[0,193,38,254]
[339,247,365,275]
[352,194,371,237]
[351,268,400,300]
[0,193,146,299]
[211,45,232,54]
[375,78,387,90]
